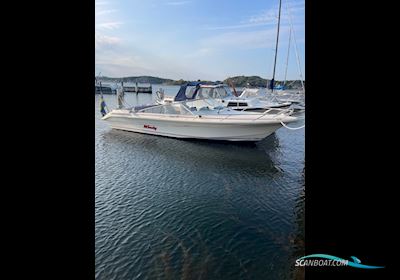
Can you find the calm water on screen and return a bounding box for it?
[95,86,305,280]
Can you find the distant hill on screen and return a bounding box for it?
[224,76,304,89]
[167,79,220,86]
[96,75,304,89]
[97,76,174,84]
[224,76,268,87]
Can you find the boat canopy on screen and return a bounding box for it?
[174,82,233,101]
[174,82,201,101]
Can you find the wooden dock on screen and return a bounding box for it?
[123,84,152,93]
[95,85,116,94]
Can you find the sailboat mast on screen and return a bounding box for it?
[286,0,305,92]
[270,0,282,93]
[283,27,291,87]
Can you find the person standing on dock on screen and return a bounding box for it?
[99,82,107,116]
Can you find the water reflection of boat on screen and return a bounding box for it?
[101,129,282,175]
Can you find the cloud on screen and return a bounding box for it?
[96,21,123,30]
[94,0,304,80]
[166,1,192,6]
[95,34,122,50]
[95,43,212,80]
[202,22,273,31]
[95,55,153,77]
[95,1,109,6]
[200,27,291,50]
[96,9,118,16]
[203,0,304,30]
[248,9,277,25]
[183,47,215,59]
[95,1,121,29]
[95,60,155,78]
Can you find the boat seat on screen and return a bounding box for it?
[133,104,156,112]
[213,106,225,110]
[198,106,210,111]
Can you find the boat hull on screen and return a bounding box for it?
[103,114,284,141]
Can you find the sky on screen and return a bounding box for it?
[95,0,305,81]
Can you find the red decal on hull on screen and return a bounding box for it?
[144,124,157,130]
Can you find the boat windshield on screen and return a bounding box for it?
[223,86,234,97]
[138,103,193,115]
[214,87,230,98]
[240,88,261,98]
[137,99,226,115]
[197,87,214,99]
[197,87,232,99]
[185,86,197,98]
[184,98,224,110]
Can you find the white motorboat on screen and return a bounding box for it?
[102,98,297,142]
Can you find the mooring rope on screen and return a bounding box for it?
[280,120,305,130]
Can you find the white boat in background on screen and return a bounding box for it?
[239,87,293,108]
[102,98,297,142]
[239,87,305,111]
[156,82,293,112]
